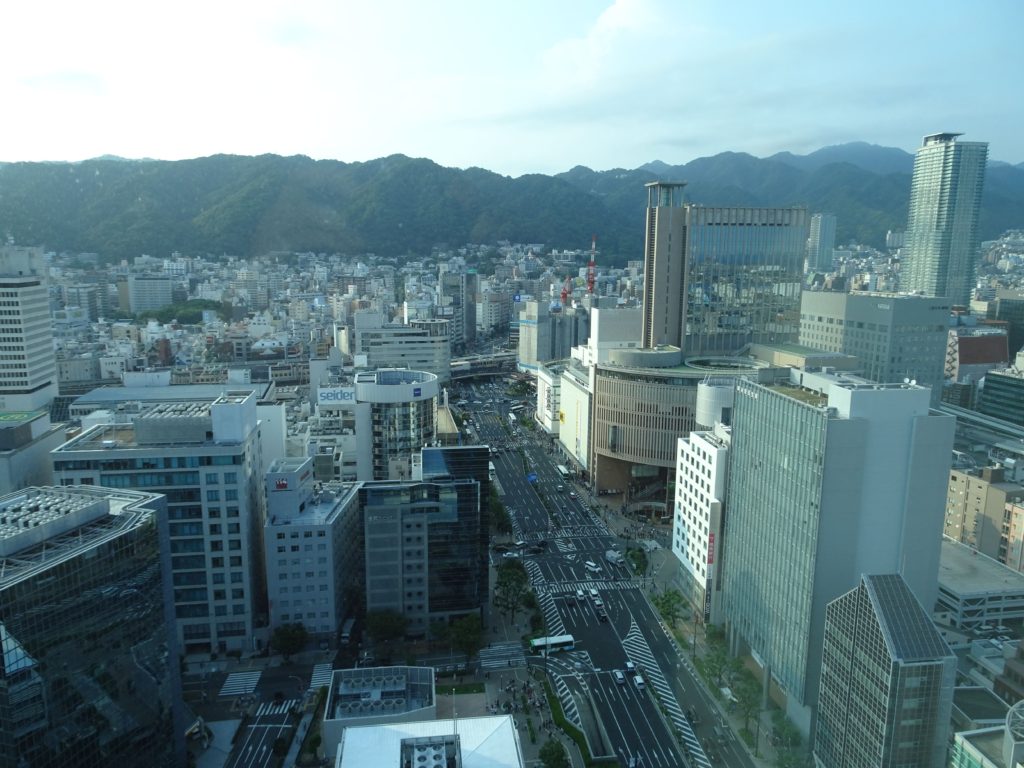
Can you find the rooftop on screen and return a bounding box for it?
[863,574,953,662]
[326,666,435,724]
[939,537,1024,598]
[337,715,523,768]
[0,486,161,586]
[954,686,1010,723]
[766,383,829,407]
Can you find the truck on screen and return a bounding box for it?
[605,549,625,566]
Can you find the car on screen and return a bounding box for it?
[597,608,609,623]
[585,561,601,574]
[633,675,645,690]
[502,552,520,559]
[569,491,578,499]
[589,588,599,600]
[625,661,637,675]
[576,589,585,601]
[613,670,626,685]
[536,540,548,548]
[593,598,604,609]
[513,540,526,548]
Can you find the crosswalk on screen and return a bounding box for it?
[545,579,636,594]
[479,641,526,670]
[310,663,334,691]
[218,670,262,697]
[535,589,566,637]
[554,538,577,554]
[255,699,298,717]
[621,621,710,768]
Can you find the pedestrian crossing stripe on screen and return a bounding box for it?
[255,699,299,717]
[622,620,711,766]
[218,670,262,697]
[310,663,333,691]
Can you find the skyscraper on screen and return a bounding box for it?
[0,486,184,767]
[721,370,954,734]
[902,133,988,306]
[641,182,687,349]
[814,574,954,768]
[806,213,837,273]
[0,245,57,413]
[52,392,267,656]
[638,184,808,354]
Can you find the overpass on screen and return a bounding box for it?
[450,352,517,380]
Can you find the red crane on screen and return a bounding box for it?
[587,234,597,294]
[560,275,573,305]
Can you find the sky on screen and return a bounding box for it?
[2,0,1021,176]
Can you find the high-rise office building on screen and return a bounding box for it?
[641,182,687,349]
[902,133,988,306]
[798,291,950,404]
[806,213,837,273]
[263,458,362,642]
[0,245,57,413]
[51,391,266,656]
[721,370,954,734]
[638,185,808,354]
[814,574,954,768]
[360,477,483,638]
[0,486,184,767]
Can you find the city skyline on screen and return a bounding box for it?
[2,0,1021,175]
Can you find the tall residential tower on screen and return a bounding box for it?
[902,133,988,306]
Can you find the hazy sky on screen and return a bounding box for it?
[3,0,1020,175]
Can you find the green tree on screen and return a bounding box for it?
[447,614,484,662]
[733,670,762,731]
[490,488,512,534]
[539,738,570,768]
[270,622,308,660]
[366,610,409,644]
[652,589,686,628]
[627,547,649,577]
[494,560,531,624]
[704,640,729,688]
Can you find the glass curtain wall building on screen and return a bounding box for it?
[360,478,483,638]
[902,133,988,306]
[0,487,184,768]
[814,574,954,768]
[682,206,808,355]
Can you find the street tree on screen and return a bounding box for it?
[704,640,729,688]
[270,622,309,660]
[652,589,686,628]
[539,739,570,768]
[494,560,531,624]
[366,610,409,644]
[447,614,484,662]
[733,669,762,731]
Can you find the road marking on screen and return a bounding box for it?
[219,670,262,697]
[310,663,333,691]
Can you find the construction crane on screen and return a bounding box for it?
[587,234,597,294]
[560,275,573,306]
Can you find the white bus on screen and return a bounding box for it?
[556,465,571,481]
[530,634,576,654]
[508,412,517,426]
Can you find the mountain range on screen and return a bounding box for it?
[0,143,1021,263]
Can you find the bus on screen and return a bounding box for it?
[556,465,571,481]
[488,461,496,481]
[340,618,356,645]
[508,412,517,426]
[510,403,526,413]
[530,634,575,655]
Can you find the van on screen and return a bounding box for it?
[633,675,645,690]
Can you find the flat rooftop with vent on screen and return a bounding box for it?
[321,666,438,758]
